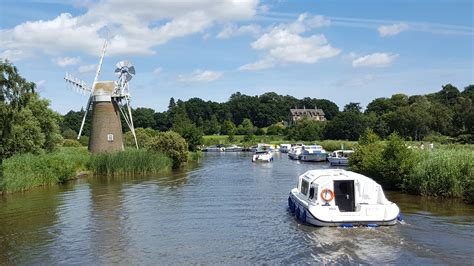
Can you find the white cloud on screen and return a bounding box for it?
[352,53,398,68]
[217,23,262,39]
[0,49,32,62]
[78,64,97,73]
[0,0,259,58]
[240,14,338,70]
[53,56,81,67]
[178,69,223,82]
[378,23,409,37]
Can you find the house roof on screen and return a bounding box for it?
[290,108,325,116]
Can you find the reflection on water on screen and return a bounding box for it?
[0,152,473,264]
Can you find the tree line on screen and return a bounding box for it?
[62,84,474,148]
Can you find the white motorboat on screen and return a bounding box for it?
[298,145,328,162]
[288,169,401,227]
[288,144,303,160]
[279,144,291,153]
[328,150,354,166]
[204,145,224,152]
[252,150,273,162]
[224,145,243,152]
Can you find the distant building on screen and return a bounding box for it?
[289,107,326,124]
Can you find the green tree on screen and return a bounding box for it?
[132,107,156,129]
[171,105,203,151]
[286,118,325,141]
[325,111,366,140]
[1,61,62,160]
[221,119,236,135]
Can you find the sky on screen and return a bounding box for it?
[0,0,473,114]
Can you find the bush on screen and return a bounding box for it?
[124,127,158,148]
[350,132,418,190]
[379,133,418,190]
[79,136,89,146]
[62,139,82,147]
[148,131,188,168]
[62,128,78,139]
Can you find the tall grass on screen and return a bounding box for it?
[88,149,172,176]
[405,149,474,200]
[318,140,357,152]
[0,147,90,193]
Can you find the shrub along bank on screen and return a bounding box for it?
[350,131,474,203]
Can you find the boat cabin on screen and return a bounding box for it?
[296,169,390,212]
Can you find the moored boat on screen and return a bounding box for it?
[204,145,224,152]
[288,169,401,227]
[224,145,243,152]
[279,144,291,153]
[288,144,303,160]
[328,150,354,166]
[298,145,328,162]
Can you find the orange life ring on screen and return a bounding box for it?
[320,188,334,202]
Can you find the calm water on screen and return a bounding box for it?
[1,152,473,264]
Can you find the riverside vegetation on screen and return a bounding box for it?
[350,130,474,203]
[1,61,472,201]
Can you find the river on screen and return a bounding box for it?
[1,152,473,264]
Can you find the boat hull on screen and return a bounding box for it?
[328,157,349,166]
[288,191,399,227]
[299,153,327,162]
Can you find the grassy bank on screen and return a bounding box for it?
[0,147,201,194]
[350,135,474,203]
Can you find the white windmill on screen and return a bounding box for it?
[64,41,139,153]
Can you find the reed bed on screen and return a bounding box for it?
[0,147,90,193]
[88,149,172,176]
[405,149,474,200]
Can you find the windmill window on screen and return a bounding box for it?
[107,134,114,142]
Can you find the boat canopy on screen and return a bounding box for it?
[299,169,390,205]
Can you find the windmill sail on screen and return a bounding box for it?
[77,40,108,139]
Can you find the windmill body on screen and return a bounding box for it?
[64,41,138,154]
[88,81,124,153]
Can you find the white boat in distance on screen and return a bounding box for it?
[224,145,243,152]
[288,144,303,160]
[328,150,354,166]
[288,169,401,227]
[204,145,224,152]
[252,150,273,162]
[298,145,328,162]
[279,144,291,153]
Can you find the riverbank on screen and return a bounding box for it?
[0,147,202,194]
[350,134,474,203]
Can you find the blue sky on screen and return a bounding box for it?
[1,0,472,114]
